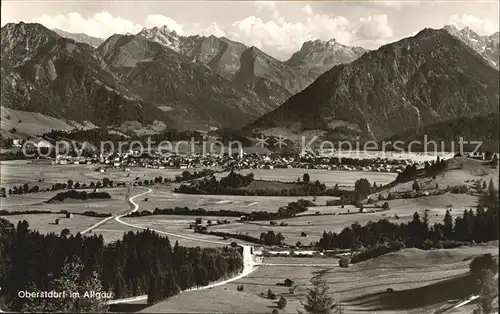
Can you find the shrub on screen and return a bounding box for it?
[382,202,390,210]
[230,241,238,248]
[267,289,276,300]
[470,254,498,275]
[284,278,294,287]
[277,296,287,309]
[301,232,307,237]
[272,309,279,314]
[237,284,244,291]
[339,257,349,268]
[386,288,395,293]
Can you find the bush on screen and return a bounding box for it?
[470,254,498,275]
[339,257,349,268]
[382,202,390,210]
[283,278,294,287]
[267,289,276,300]
[386,288,395,293]
[277,296,287,309]
[237,284,244,291]
[230,241,238,248]
[272,309,279,314]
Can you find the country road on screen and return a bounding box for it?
[107,187,257,305]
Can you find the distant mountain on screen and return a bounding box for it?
[138,26,367,108]
[385,113,500,152]
[138,26,247,80]
[53,29,104,47]
[97,32,274,129]
[444,25,499,69]
[245,28,499,141]
[286,39,367,77]
[1,23,175,128]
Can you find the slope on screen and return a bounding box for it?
[246,28,499,140]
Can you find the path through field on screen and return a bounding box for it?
[107,187,257,305]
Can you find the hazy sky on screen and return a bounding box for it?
[2,0,499,60]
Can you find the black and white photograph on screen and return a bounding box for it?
[0,0,498,313]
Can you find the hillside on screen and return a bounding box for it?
[385,113,500,152]
[1,23,175,128]
[98,33,274,129]
[245,28,499,140]
[53,28,104,47]
[444,25,499,69]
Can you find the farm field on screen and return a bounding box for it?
[209,194,468,246]
[1,213,102,235]
[0,160,192,188]
[215,169,397,188]
[91,215,255,247]
[0,187,133,215]
[134,185,337,213]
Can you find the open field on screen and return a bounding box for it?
[379,158,499,195]
[0,187,132,215]
[141,243,497,313]
[216,169,397,188]
[0,160,192,188]
[1,213,102,235]
[209,194,470,246]
[328,242,499,313]
[134,185,337,213]
[90,215,255,247]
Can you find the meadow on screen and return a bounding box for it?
[215,168,397,188]
[139,243,498,314]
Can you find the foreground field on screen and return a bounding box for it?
[140,243,498,313]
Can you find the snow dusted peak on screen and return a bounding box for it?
[138,25,180,51]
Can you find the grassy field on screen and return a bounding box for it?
[0,187,133,215]
[1,213,102,235]
[208,193,470,246]
[216,169,397,188]
[0,161,190,188]
[134,185,337,213]
[140,243,497,313]
[379,158,499,195]
[327,242,499,313]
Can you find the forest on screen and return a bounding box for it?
[0,221,243,311]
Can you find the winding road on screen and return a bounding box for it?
[105,187,257,305]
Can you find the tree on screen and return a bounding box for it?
[278,296,287,309]
[474,270,498,314]
[268,289,276,300]
[412,180,420,191]
[302,277,339,314]
[382,202,390,210]
[303,173,310,183]
[491,154,499,167]
[60,228,70,238]
[67,179,74,189]
[488,179,496,196]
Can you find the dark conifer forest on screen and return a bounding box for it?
[0,221,243,311]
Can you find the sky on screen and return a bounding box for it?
[2,0,499,60]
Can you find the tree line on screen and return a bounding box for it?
[318,188,499,263]
[127,199,316,221]
[0,220,243,311]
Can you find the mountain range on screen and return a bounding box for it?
[246,28,499,141]
[0,22,366,133]
[1,22,498,142]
